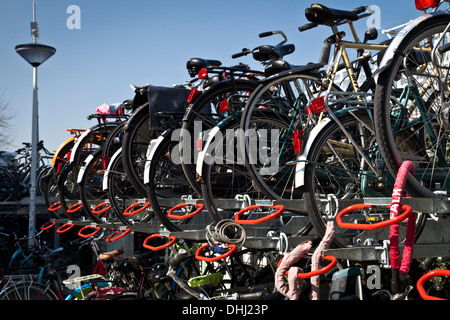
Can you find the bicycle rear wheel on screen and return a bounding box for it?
[375,13,450,198]
[303,110,427,247]
[239,73,331,200]
[200,109,312,235]
[106,148,153,226]
[180,79,258,196]
[146,132,208,232]
[0,281,59,300]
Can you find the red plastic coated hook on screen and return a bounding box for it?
[417,269,450,300]
[234,205,284,225]
[143,234,177,251]
[124,202,150,216]
[336,203,412,230]
[278,255,337,279]
[78,225,101,238]
[67,202,84,214]
[48,202,62,212]
[57,223,75,234]
[195,242,237,262]
[40,221,56,230]
[92,202,112,215]
[106,228,131,242]
[168,203,204,220]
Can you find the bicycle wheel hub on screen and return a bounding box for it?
[437,101,450,131]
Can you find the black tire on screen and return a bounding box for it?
[374,13,450,198]
[239,73,332,200]
[146,133,209,232]
[180,79,258,196]
[303,110,427,247]
[121,104,154,197]
[106,148,153,226]
[200,109,312,235]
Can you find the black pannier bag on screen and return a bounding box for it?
[147,84,191,132]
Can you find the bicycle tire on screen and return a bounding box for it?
[239,73,332,200]
[121,104,153,198]
[180,79,258,196]
[303,110,427,247]
[56,161,89,221]
[0,281,59,300]
[146,132,208,232]
[105,148,153,226]
[70,121,119,178]
[200,109,312,235]
[78,147,114,224]
[374,13,450,198]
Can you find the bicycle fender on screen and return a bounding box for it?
[196,124,223,178]
[294,117,332,188]
[143,130,171,185]
[76,152,95,184]
[52,137,75,166]
[70,128,93,163]
[102,147,122,190]
[258,63,325,85]
[374,11,446,83]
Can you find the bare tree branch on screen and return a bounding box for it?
[0,90,15,149]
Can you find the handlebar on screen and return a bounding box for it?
[259,30,288,45]
[352,6,368,14]
[298,22,318,32]
[232,29,289,59]
[231,48,252,59]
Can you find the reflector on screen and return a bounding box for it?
[307,96,326,116]
[415,0,439,10]
[198,68,208,79]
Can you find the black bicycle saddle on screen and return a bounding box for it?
[305,3,359,26]
[252,44,295,62]
[186,58,222,77]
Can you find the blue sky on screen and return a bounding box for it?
[0,0,422,153]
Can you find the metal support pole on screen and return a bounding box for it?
[29,66,39,248]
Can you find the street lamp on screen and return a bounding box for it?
[15,0,55,248]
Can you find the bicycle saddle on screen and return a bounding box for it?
[305,3,358,26]
[98,249,124,261]
[147,262,169,282]
[252,44,295,62]
[264,60,292,77]
[186,58,222,77]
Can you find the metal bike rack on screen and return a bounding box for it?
[52,194,450,265]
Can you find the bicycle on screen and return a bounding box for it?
[375,0,450,199]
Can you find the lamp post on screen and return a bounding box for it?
[15,0,55,248]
